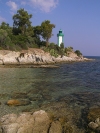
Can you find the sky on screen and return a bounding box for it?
[0,0,100,56]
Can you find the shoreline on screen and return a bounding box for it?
[0,49,94,67]
[0,58,94,68]
[0,55,98,133]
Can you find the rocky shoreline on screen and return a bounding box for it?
[0,107,100,133]
[0,48,93,66]
[0,48,97,133]
[0,89,100,133]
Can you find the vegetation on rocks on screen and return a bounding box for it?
[0,8,82,57]
[75,50,82,57]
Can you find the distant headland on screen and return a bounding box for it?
[0,8,92,66]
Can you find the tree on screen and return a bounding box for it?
[0,29,8,46]
[0,22,9,29]
[13,8,33,35]
[33,26,42,46]
[0,29,13,49]
[41,20,55,47]
[0,22,12,35]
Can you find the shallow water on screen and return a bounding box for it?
[0,56,100,119]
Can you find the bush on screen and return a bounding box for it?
[60,43,64,49]
[0,29,8,46]
[65,47,73,52]
[49,49,58,57]
[42,43,66,57]
[0,29,15,50]
[75,50,82,57]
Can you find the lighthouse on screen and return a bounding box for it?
[57,29,64,47]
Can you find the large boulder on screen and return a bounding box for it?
[0,51,20,65]
[0,110,51,133]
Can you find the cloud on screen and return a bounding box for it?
[0,16,6,23]
[6,1,18,11]
[21,1,26,6]
[30,0,58,13]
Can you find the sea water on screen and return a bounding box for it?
[0,56,100,118]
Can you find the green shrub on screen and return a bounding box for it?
[65,47,73,52]
[60,43,64,49]
[50,49,58,57]
[75,50,82,57]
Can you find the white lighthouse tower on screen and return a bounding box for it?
[57,29,64,47]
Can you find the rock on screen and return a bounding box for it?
[42,94,52,100]
[87,108,100,132]
[7,99,20,106]
[95,118,100,126]
[0,48,89,65]
[49,121,62,133]
[1,114,17,124]
[0,59,3,65]
[11,92,28,99]
[6,99,31,106]
[17,53,35,64]
[88,122,98,130]
[0,93,9,98]
[32,110,50,133]
[1,51,20,65]
[0,107,88,133]
[29,94,43,101]
[67,51,78,58]
[0,110,51,133]
[87,108,100,122]
[2,123,19,133]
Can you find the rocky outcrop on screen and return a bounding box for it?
[67,51,79,58]
[0,48,91,65]
[0,110,63,133]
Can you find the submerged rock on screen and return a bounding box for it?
[28,94,43,101]
[87,108,100,132]
[0,109,82,133]
[88,121,99,130]
[11,92,28,99]
[49,121,62,133]
[6,99,31,106]
[87,108,100,122]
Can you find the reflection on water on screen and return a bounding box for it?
[0,57,100,118]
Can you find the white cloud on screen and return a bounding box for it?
[30,0,58,13]
[0,16,6,23]
[21,1,26,6]
[6,1,18,11]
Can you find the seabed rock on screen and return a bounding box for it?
[11,92,28,99]
[6,99,31,106]
[87,108,100,132]
[0,110,63,133]
[0,108,85,133]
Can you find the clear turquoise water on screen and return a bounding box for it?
[0,56,100,117]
